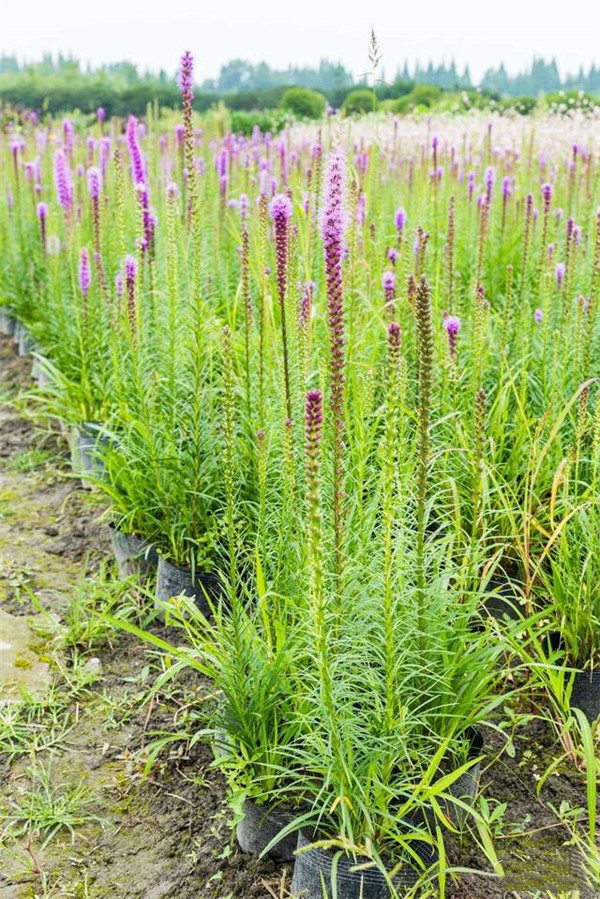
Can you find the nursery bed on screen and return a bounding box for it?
[0,335,595,898]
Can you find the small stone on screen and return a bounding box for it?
[83,657,103,678]
[43,525,59,536]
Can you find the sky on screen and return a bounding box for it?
[1,0,599,82]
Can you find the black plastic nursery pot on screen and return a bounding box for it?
[18,329,36,357]
[437,727,484,828]
[70,423,110,482]
[155,556,221,618]
[236,798,299,862]
[481,578,523,623]
[571,669,600,724]
[400,728,484,833]
[12,321,24,346]
[291,829,437,899]
[0,309,16,336]
[108,523,158,580]
[31,353,52,386]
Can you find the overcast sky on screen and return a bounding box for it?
[2,0,599,81]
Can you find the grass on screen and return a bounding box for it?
[3,762,102,847]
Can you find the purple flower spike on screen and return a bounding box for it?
[53,148,73,212]
[542,182,553,208]
[126,116,146,186]
[533,308,543,324]
[388,321,402,349]
[87,166,102,200]
[125,254,137,284]
[322,151,346,400]
[125,255,137,332]
[443,313,461,361]
[269,193,293,221]
[97,107,105,124]
[382,269,396,313]
[555,262,565,288]
[394,206,407,234]
[178,51,194,100]
[301,281,315,325]
[305,389,323,460]
[115,272,124,298]
[36,201,47,251]
[78,248,91,298]
[382,270,395,291]
[270,192,294,417]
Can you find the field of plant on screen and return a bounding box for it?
[0,49,599,899]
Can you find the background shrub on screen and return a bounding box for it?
[342,88,376,115]
[280,86,326,119]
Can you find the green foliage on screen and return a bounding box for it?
[391,84,442,113]
[342,88,377,115]
[2,101,599,888]
[229,107,289,135]
[280,86,327,119]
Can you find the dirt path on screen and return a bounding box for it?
[0,338,285,899]
[0,336,596,899]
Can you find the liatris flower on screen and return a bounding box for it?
[135,183,153,254]
[115,271,124,298]
[519,193,534,301]
[305,388,324,554]
[443,312,461,361]
[501,176,511,229]
[467,171,475,201]
[556,262,565,288]
[414,277,434,647]
[62,118,74,154]
[78,248,91,298]
[178,50,194,98]
[270,193,294,418]
[216,147,229,202]
[305,389,323,466]
[388,320,401,355]
[87,166,102,200]
[126,116,145,186]
[97,107,105,125]
[53,149,73,212]
[534,307,544,323]
[36,201,47,251]
[179,51,197,223]
[322,150,346,580]
[300,280,315,325]
[125,255,137,334]
[382,270,395,317]
[542,182,553,209]
[97,137,109,178]
[394,206,406,237]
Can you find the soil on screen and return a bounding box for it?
[0,334,597,899]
